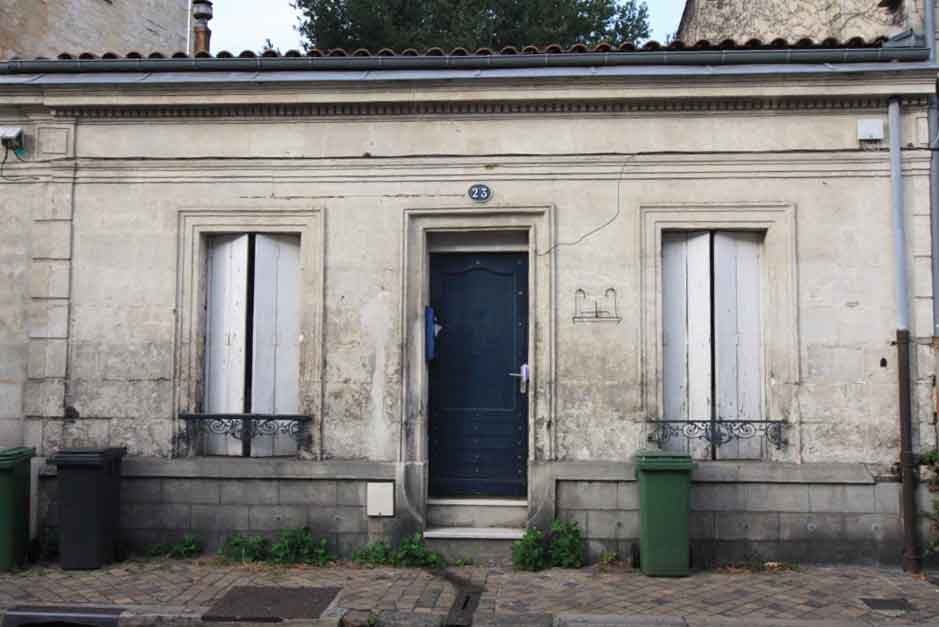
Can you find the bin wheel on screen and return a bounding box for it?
[630,543,640,569]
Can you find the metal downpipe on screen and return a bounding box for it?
[928,0,939,340]
[890,97,922,572]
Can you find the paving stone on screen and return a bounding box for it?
[2,560,939,626]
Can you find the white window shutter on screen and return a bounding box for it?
[250,234,301,457]
[662,232,689,424]
[662,231,712,459]
[714,231,763,460]
[204,234,249,456]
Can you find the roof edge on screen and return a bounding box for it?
[0,46,930,75]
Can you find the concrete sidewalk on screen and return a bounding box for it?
[2,559,939,625]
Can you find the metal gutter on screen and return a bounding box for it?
[927,1,939,341]
[0,47,930,75]
[3,62,939,89]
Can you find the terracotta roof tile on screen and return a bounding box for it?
[9,37,895,63]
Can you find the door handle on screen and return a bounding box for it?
[509,363,529,394]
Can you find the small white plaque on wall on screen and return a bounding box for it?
[857,119,885,142]
[367,482,395,517]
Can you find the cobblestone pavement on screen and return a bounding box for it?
[2,560,939,624]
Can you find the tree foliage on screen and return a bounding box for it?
[292,0,651,51]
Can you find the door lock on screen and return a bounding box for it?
[509,363,529,394]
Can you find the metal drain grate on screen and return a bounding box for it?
[2,605,122,627]
[860,597,913,611]
[202,586,340,622]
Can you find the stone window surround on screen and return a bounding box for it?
[401,206,557,473]
[174,209,325,457]
[639,202,800,431]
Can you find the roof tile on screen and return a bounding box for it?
[6,36,899,64]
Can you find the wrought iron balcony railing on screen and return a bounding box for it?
[179,413,312,458]
[647,419,788,455]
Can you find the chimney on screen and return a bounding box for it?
[192,0,214,55]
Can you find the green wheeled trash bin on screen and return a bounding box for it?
[635,450,695,577]
[0,447,35,571]
[48,447,126,570]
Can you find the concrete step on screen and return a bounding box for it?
[426,498,528,528]
[423,527,522,566]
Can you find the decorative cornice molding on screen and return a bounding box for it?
[50,96,927,119]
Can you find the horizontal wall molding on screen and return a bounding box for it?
[0,153,929,184]
[37,457,398,480]
[49,96,929,120]
[538,461,876,484]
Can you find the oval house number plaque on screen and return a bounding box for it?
[468,183,493,203]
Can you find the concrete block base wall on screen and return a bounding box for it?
[37,458,405,558]
[558,480,904,566]
[34,459,924,566]
[541,462,910,567]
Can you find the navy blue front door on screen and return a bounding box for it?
[429,253,529,498]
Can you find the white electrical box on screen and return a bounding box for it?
[366,482,395,517]
[857,119,885,141]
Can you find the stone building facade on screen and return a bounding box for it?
[678,0,927,43]
[0,36,937,565]
[0,0,190,60]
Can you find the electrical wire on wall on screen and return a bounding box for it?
[0,146,40,182]
[536,160,631,257]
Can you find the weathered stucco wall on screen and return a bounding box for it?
[678,0,925,42]
[0,119,32,447]
[0,0,189,60]
[0,74,935,470]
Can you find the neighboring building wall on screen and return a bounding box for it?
[678,0,925,42]
[0,0,190,59]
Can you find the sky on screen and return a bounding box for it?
[210,0,686,54]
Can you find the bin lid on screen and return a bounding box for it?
[0,447,35,469]
[48,447,127,467]
[635,449,696,471]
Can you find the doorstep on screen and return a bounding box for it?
[422,527,525,540]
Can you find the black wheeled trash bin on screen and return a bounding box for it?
[0,447,35,571]
[48,447,126,570]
